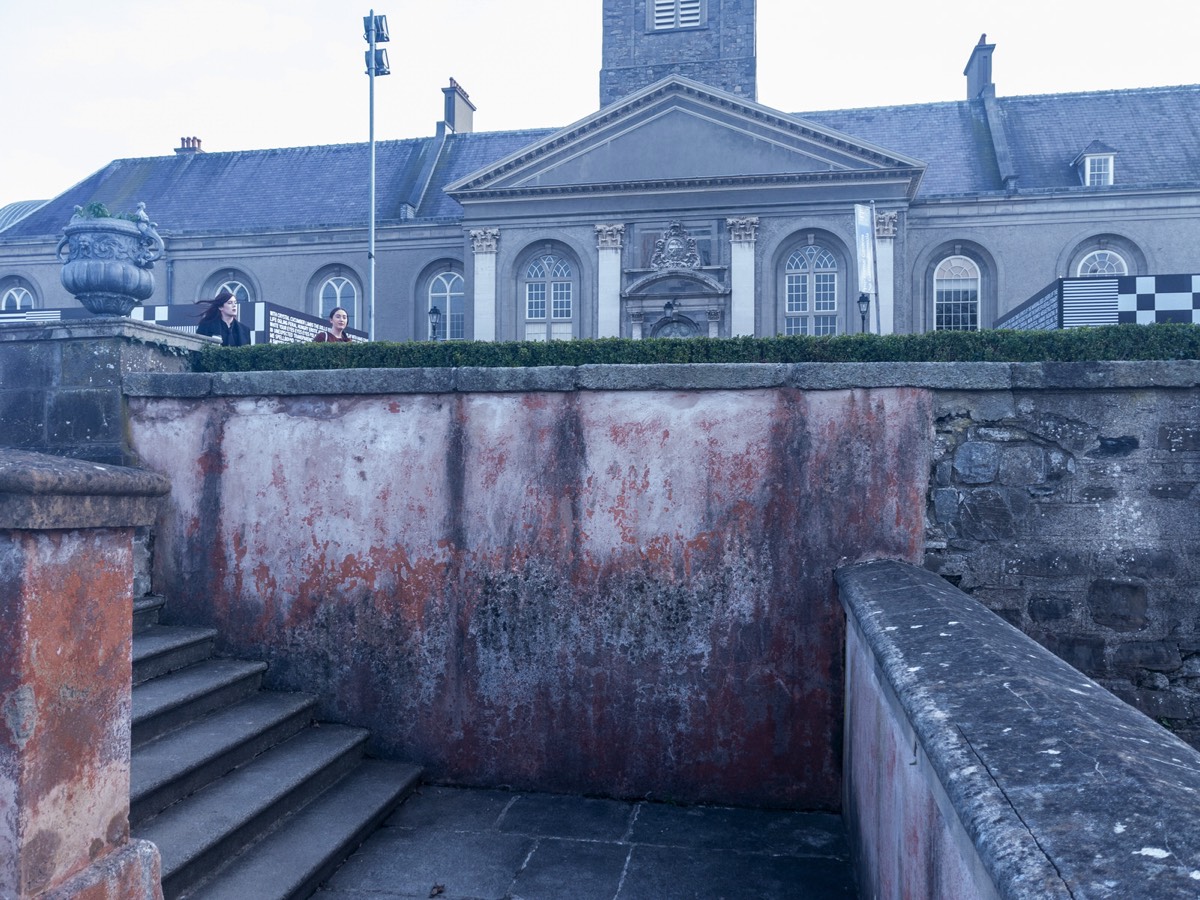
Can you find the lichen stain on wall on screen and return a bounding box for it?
[129,386,932,809]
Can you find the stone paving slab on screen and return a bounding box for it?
[315,785,856,899]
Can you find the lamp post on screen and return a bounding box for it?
[428,305,442,341]
[363,11,390,341]
[857,293,871,334]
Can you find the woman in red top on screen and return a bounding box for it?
[313,307,352,343]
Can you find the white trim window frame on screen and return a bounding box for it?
[1,284,33,311]
[783,245,839,336]
[934,255,981,331]
[429,271,465,340]
[320,275,359,329]
[1076,249,1128,277]
[1084,155,1114,187]
[523,254,575,342]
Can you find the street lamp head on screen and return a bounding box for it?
[857,293,871,316]
[663,299,677,316]
[428,305,442,340]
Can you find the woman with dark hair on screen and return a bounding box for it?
[196,289,251,346]
[313,306,352,343]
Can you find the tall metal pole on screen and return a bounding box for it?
[367,10,377,341]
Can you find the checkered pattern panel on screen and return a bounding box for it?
[1117,275,1200,325]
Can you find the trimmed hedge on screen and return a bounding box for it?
[193,324,1200,372]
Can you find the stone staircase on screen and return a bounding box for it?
[131,595,422,899]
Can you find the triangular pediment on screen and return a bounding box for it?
[446,76,925,200]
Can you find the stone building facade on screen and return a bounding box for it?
[0,1,1198,342]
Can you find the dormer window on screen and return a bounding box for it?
[651,0,704,30]
[1073,141,1117,187]
[1084,155,1113,186]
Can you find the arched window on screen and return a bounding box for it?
[428,271,464,340]
[934,256,981,331]
[218,280,252,303]
[1077,250,1128,277]
[784,245,839,335]
[1,284,33,311]
[320,275,359,329]
[522,252,575,341]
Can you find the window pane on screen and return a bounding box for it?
[526,283,546,319]
[785,317,808,336]
[786,274,807,313]
[813,316,838,336]
[814,273,837,312]
[551,283,572,319]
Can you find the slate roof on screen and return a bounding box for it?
[803,85,1200,196]
[0,199,47,233]
[3,84,1197,240]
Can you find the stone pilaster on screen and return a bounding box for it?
[595,224,625,338]
[727,217,758,336]
[470,228,500,341]
[875,211,898,335]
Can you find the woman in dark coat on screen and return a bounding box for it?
[196,289,251,346]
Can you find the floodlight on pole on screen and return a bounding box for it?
[363,11,390,341]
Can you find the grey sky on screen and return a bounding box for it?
[1,0,1195,206]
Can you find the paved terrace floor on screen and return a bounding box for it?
[314,784,858,899]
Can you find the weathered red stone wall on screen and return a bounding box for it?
[0,530,134,897]
[129,386,931,808]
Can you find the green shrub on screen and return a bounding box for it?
[192,324,1200,372]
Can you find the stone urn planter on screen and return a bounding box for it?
[56,202,165,316]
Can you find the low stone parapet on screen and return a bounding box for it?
[836,558,1200,899]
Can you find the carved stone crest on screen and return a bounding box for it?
[650,222,700,270]
[595,223,625,249]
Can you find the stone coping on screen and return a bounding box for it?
[0,449,170,530]
[836,559,1200,899]
[122,360,1200,397]
[0,317,213,353]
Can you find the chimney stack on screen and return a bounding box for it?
[174,136,204,155]
[963,34,996,99]
[441,79,476,135]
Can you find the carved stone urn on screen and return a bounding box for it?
[56,202,165,316]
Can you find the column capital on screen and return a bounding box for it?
[595,223,625,249]
[470,228,500,253]
[726,216,759,242]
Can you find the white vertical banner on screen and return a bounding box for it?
[854,204,876,296]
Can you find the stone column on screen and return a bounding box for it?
[630,310,645,341]
[0,449,169,900]
[875,211,898,335]
[707,308,722,338]
[595,224,625,338]
[470,228,500,342]
[727,216,758,336]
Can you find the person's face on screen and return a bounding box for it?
[221,297,238,317]
[331,309,348,329]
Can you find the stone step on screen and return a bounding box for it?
[133,623,219,685]
[136,724,370,900]
[133,593,166,633]
[131,690,319,826]
[181,759,423,900]
[133,657,268,748]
